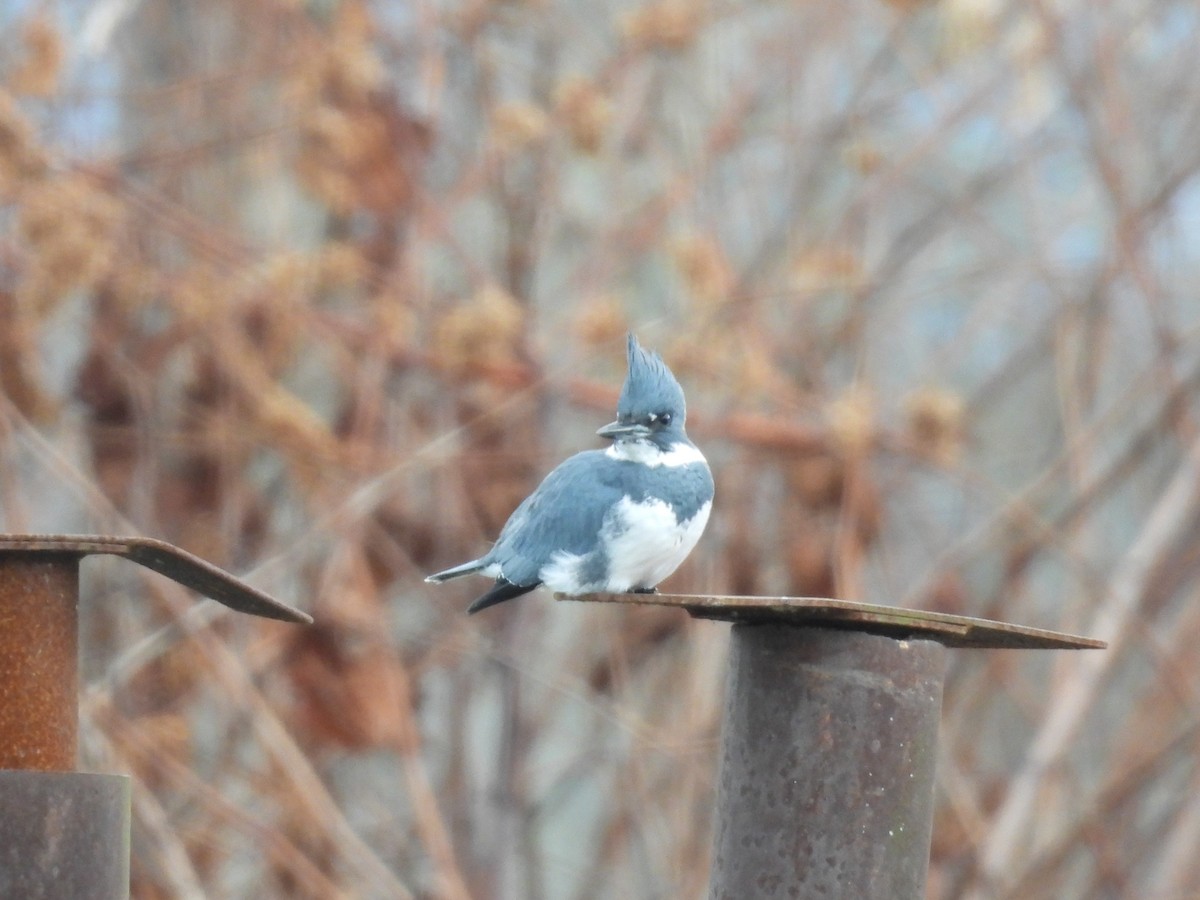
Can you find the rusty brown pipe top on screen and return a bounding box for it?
[0,535,311,624]
[0,558,79,770]
[557,592,1105,650]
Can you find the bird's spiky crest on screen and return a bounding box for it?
[618,334,686,423]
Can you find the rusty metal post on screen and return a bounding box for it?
[709,627,945,899]
[0,534,311,900]
[563,591,1105,900]
[0,553,79,771]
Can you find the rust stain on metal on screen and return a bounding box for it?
[558,592,1106,650]
[0,534,305,896]
[0,555,79,771]
[0,535,311,624]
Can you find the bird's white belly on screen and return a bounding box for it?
[600,496,711,591]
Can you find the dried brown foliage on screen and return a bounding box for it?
[2,0,1200,897]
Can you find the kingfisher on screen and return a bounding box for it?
[426,333,714,613]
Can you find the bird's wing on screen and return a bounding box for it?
[492,451,625,585]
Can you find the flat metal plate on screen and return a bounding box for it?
[556,592,1105,650]
[0,535,311,624]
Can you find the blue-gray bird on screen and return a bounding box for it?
[426,334,714,614]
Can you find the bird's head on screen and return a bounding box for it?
[596,334,688,449]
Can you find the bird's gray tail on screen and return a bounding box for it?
[425,559,486,584]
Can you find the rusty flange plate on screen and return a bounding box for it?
[557,592,1104,650]
[0,535,311,624]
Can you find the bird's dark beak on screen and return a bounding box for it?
[597,420,652,441]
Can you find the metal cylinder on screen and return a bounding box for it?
[709,626,946,900]
[0,770,131,899]
[0,553,80,770]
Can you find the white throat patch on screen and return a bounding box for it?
[605,440,706,468]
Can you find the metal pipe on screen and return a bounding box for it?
[0,534,311,899]
[708,625,946,900]
[0,553,80,771]
[0,770,130,899]
[565,592,1101,895]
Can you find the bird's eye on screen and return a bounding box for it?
[657,412,672,425]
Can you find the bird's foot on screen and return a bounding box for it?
[629,587,659,594]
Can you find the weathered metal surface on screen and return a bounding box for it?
[0,555,79,771]
[0,534,309,773]
[0,534,311,624]
[0,770,130,900]
[709,626,946,900]
[561,592,1105,650]
[0,535,303,898]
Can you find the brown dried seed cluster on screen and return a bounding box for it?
[827,386,874,455]
[9,16,63,98]
[491,102,551,152]
[17,174,123,314]
[0,89,48,197]
[791,244,866,293]
[574,294,628,347]
[905,386,966,463]
[620,0,703,51]
[554,76,612,154]
[672,234,734,309]
[434,285,527,376]
[290,4,425,214]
